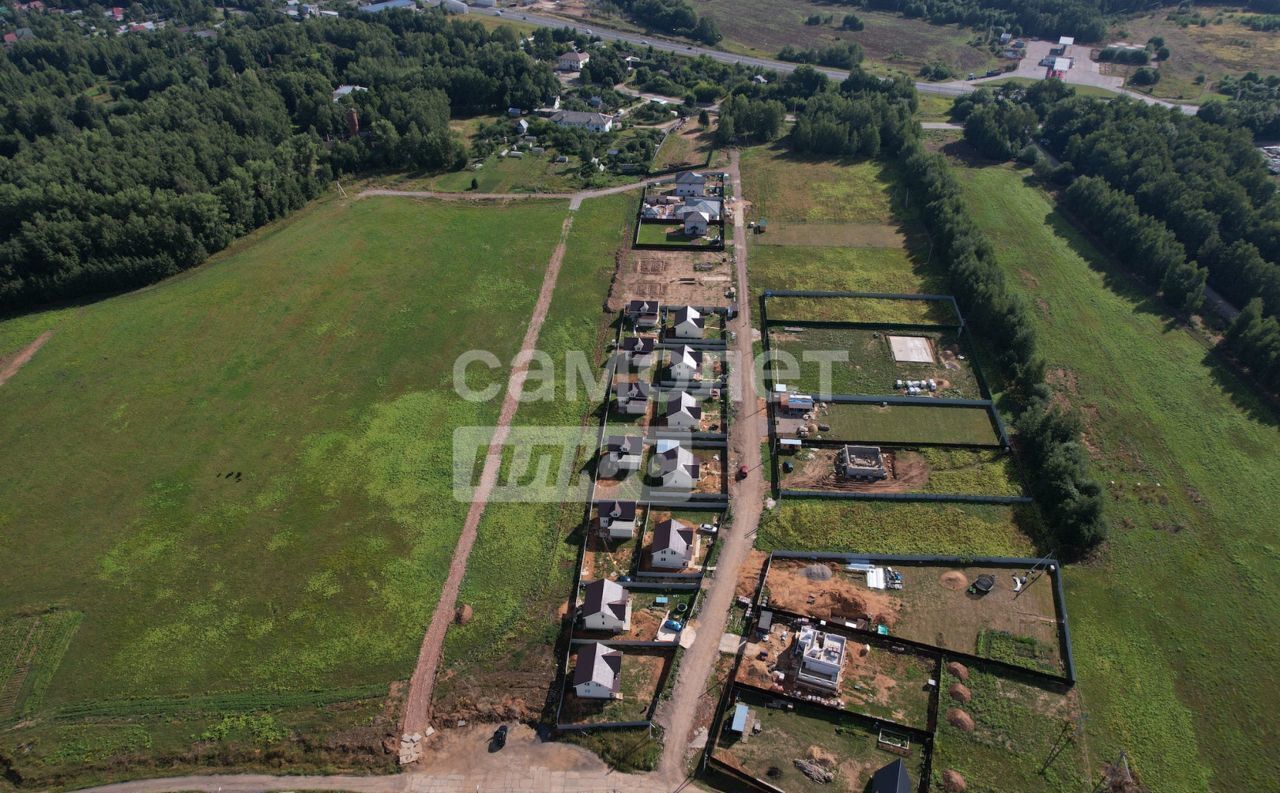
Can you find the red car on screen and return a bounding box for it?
[736,464,749,480]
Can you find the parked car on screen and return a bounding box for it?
[736,464,748,480]
[492,724,508,750]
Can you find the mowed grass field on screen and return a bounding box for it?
[822,402,1000,446]
[0,195,570,774]
[434,194,633,717]
[697,0,997,77]
[954,164,1280,793]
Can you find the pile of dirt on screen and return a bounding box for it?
[947,661,970,681]
[806,746,838,768]
[802,564,833,581]
[766,562,901,627]
[946,708,975,732]
[455,604,473,625]
[939,571,969,591]
[942,769,967,792]
[948,682,972,703]
[794,758,835,784]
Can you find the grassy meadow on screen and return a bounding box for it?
[0,194,573,782]
[434,194,634,718]
[953,163,1280,793]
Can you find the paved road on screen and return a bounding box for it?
[656,149,766,783]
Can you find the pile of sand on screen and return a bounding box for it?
[806,746,838,768]
[948,683,972,703]
[947,661,969,681]
[939,571,969,591]
[942,770,967,791]
[946,708,975,732]
[455,604,473,625]
[802,564,833,581]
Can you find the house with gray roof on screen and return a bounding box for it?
[650,518,697,568]
[580,579,631,632]
[573,643,622,699]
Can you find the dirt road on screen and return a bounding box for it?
[400,213,577,738]
[0,330,53,387]
[655,149,767,783]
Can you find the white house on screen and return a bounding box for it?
[581,579,631,632]
[793,625,846,691]
[573,642,622,699]
[331,84,368,102]
[551,110,613,133]
[613,379,651,415]
[650,518,698,569]
[626,300,661,329]
[669,345,703,382]
[619,335,657,368]
[663,390,702,430]
[601,435,643,476]
[593,499,638,539]
[556,50,590,71]
[656,445,699,490]
[673,171,706,197]
[672,306,705,339]
[684,212,710,238]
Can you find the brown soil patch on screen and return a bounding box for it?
[942,769,968,791]
[946,708,975,732]
[948,682,972,703]
[1017,269,1040,290]
[765,560,900,627]
[784,448,927,494]
[607,248,732,310]
[946,661,969,681]
[737,549,768,599]
[939,571,969,591]
[454,604,473,625]
[1046,367,1079,395]
[0,330,54,387]
[806,745,838,768]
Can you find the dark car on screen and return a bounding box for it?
[492,724,508,750]
[736,464,749,480]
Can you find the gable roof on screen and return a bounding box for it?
[674,171,706,184]
[627,299,660,315]
[652,518,695,556]
[597,500,637,521]
[605,435,642,456]
[674,345,703,368]
[664,390,702,420]
[613,379,651,403]
[573,643,622,690]
[869,759,913,793]
[674,306,704,328]
[621,336,656,353]
[559,50,590,63]
[658,446,699,481]
[582,579,629,622]
[552,110,611,126]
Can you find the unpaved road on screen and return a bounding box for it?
[400,213,578,737]
[359,175,663,210]
[0,330,53,387]
[656,149,766,784]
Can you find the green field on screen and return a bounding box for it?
[820,402,999,446]
[954,164,1280,793]
[0,194,572,782]
[636,222,719,246]
[434,194,632,716]
[932,662,1086,792]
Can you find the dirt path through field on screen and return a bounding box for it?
[400,212,577,740]
[0,330,53,387]
[656,149,767,784]
[358,175,664,210]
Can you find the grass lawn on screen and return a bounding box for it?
[932,663,1086,792]
[652,121,713,171]
[0,194,568,783]
[562,647,672,724]
[390,152,583,193]
[819,402,999,446]
[636,222,719,246]
[915,92,957,122]
[751,246,934,299]
[434,194,633,716]
[697,0,997,78]
[954,163,1280,793]
[757,501,1035,557]
[715,688,926,793]
[768,327,982,399]
[741,149,907,226]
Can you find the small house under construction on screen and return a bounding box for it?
[836,445,887,481]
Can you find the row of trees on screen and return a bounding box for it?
[777,42,865,69]
[1062,176,1207,314]
[603,0,721,43]
[897,142,1107,554]
[1226,299,1280,392]
[0,11,562,309]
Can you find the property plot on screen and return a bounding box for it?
[561,646,673,725]
[651,120,713,171]
[759,223,906,249]
[737,616,934,729]
[635,223,721,248]
[765,295,959,327]
[741,150,902,226]
[931,661,1086,791]
[767,327,982,398]
[713,688,926,793]
[749,246,932,299]
[780,446,1021,497]
[763,560,1066,675]
[608,248,734,309]
[573,589,695,644]
[816,402,1000,447]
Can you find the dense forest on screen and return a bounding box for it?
[958,82,1280,393]
[0,9,563,310]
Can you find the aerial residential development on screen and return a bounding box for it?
[1,2,1278,793]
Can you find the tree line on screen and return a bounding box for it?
[0,10,562,310]
[600,0,721,43]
